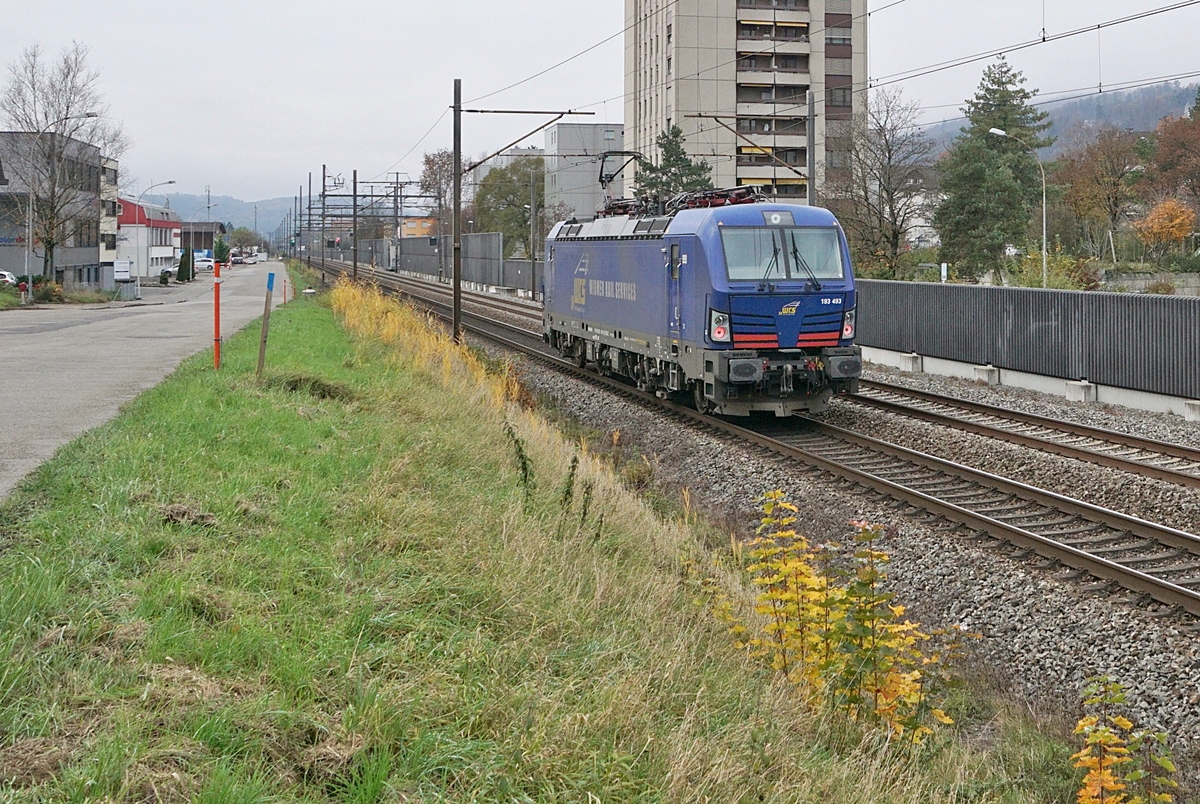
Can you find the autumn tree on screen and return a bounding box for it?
[635,125,712,202]
[475,156,544,258]
[0,43,128,279]
[934,59,1054,277]
[825,87,936,274]
[229,226,259,251]
[1153,92,1200,208]
[419,148,454,231]
[1134,199,1196,259]
[1055,129,1141,257]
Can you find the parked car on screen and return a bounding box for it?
[194,257,215,272]
[0,271,16,286]
[231,255,244,264]
[245,254,260,264]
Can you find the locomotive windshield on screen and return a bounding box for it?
[721,227,844,282]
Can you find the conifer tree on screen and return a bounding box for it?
[177,248,193,282]
[934,59,1054,277]
[636,125,713,201]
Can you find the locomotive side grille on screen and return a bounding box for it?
[796,310,842,348]
[731,312,779,349]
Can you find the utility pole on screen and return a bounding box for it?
[321,164,327,272]
[530,168,537,298]
[452,78,463,342]
[254,204,258,252]
[449,87,591,335]
[807,91,818,208]
[307,172,313,268]
[392,173,400,271]
[351,169,358,281]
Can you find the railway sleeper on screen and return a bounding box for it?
[1014,515,1080,530]
[1086,540,1156,557]
[1116,549,1186,567]
[971,501,1027,516]
[1151,560,1200,576]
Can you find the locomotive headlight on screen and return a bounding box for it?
[842,308,857,339]
[710,309,731,343]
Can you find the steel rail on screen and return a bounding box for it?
[354,271,1200,618]
[854,380,1200,490]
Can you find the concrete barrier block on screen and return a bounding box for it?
[1066,380,1098,403]
[1187,401,1200,423]
[899,353,923,373]
[973,365,1000,386]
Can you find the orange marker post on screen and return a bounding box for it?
[213,261,222,369]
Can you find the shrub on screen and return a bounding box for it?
[33,281,63,303]
[1005,244,1101,290]
[1072,676,1178,804]
[704,491,961,743]
[1144,278,1176,295]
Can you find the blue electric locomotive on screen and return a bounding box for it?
[543,191,862,416]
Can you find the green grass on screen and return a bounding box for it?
[0,287,1096,802]
[0,288,18,309]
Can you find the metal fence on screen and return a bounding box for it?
[856,280,1200,400]
[314,232,544,295]
[393,234,544,292]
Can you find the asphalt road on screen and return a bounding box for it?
[0,261,291,500]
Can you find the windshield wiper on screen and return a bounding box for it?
[790,231,822,291]
[760,238,781,285]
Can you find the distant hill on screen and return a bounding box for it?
[141,193,295,234]
[924,82,1198,155]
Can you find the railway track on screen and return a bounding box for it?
[851,380,1200,490]
[323,262,1200,619]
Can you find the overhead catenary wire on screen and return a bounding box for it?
[872,0,1200,86]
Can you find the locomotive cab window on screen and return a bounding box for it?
[722,228,786,282]
[720,226,844,282]
[670,243,681,279]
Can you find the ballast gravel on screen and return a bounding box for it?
[863,363,1200,450]
[488,344,1200,780]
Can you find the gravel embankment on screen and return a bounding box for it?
[489,345,1200,779]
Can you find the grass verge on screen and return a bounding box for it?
[0,282,1085,802]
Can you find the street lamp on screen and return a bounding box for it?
[989,127,1047,289]
[24,111,98,304]
[135,180,176,296]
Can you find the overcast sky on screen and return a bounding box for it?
[4,0,1198,218]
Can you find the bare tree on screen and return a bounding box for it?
[0,42,128,278]
[825,88,936,274]
[419,149,454,234]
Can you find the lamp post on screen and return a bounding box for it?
[989,127,1047,288]
[24,111,98,304]
[134,180,176,296]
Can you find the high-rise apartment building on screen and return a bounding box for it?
[624,0,867,201]
[544,122,625,220]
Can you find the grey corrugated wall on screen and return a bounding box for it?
[856,280,1200,399]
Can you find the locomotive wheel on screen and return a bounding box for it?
[693,381,713,414]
